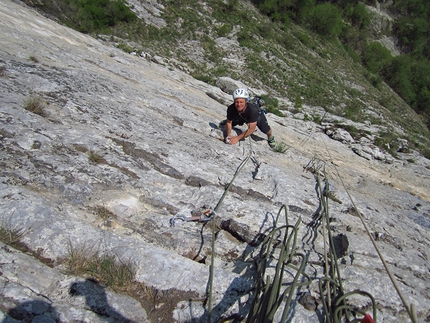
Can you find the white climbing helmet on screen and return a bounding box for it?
[232,88,249,100]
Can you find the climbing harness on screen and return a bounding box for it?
[169,209,215,227]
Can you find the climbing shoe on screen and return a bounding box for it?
[268,136,276,148]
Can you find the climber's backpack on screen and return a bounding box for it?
[251,96,267,114]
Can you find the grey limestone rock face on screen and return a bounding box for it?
[0,1,429,322]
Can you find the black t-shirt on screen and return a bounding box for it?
[227,102,259,123]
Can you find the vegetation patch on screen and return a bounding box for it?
[91,205,116,219]
[272,142,289,154]
[63,241,201,322]
[0,216,203,323]
[87,150,106,164]
[0,218,27,249]
[28,55,39,63]
[374,130,400,157]
[64,242,136,290]
[0,217,55,267]
[24,95,47,116]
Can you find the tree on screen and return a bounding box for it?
[308,3,343,37]
[411,60,430,113]
[346,3,371,30]
[384,55,415,107]
[362,42,393,75]
[394,17,428,55]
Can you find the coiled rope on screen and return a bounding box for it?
[312,160,377,322]
[319,135,418,323]
[206,126,418,323]
[246,205,311,323]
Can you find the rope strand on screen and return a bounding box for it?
[207,137,254,323]
[320,134,418,323]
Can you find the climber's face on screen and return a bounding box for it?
[234,98,247,112]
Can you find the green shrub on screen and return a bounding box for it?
[260,95,283,116]
[374,131,399,157]
[218,24,232,37]
[294,94,303,111]
[411,60,430,114]
[32,0,137,34]
[363,42,393,75]
[341,124,366,140]
[312,114,322,124]
[344,101,364,121]
[192,73,213,84]
[345,3,371,30]
[423,149,430,160]
[366,72,382,89]
[308,3,343,38]
[225,0,239,13]
[116,42,134,53]
[212,66,228,77]
[298,33,311,46]
[384,55,415,106]
[237,29,255,48]
[279,32,295,50]
[394,17,428,54]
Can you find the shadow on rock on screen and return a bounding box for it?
[197,212,276,323]
[2,299,59,323]
[69,278,137,323]
[208,122,219,130]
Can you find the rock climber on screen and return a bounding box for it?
[220,88,276,147]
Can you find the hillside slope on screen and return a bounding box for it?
[0,1,429,322]
[118,0,430,156]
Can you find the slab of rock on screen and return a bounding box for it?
[0,1,429,322]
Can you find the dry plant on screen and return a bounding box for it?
[92,205,116,219]
[24,95,46,116]
[29,55,39,63]
[65,242,136,290]
[87,150,106,164]
[0,217,26,248]
[142,285,168,303]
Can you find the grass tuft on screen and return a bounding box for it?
[65,242,136,290]
[92,205,116,219]
[29,56,39,63]
[142,285,167,303]
[0,218,26,248]
[272,141,289,153]
[88,151,105,164]
[24,95,47,116]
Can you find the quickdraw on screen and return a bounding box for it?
[169,209,215,227]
